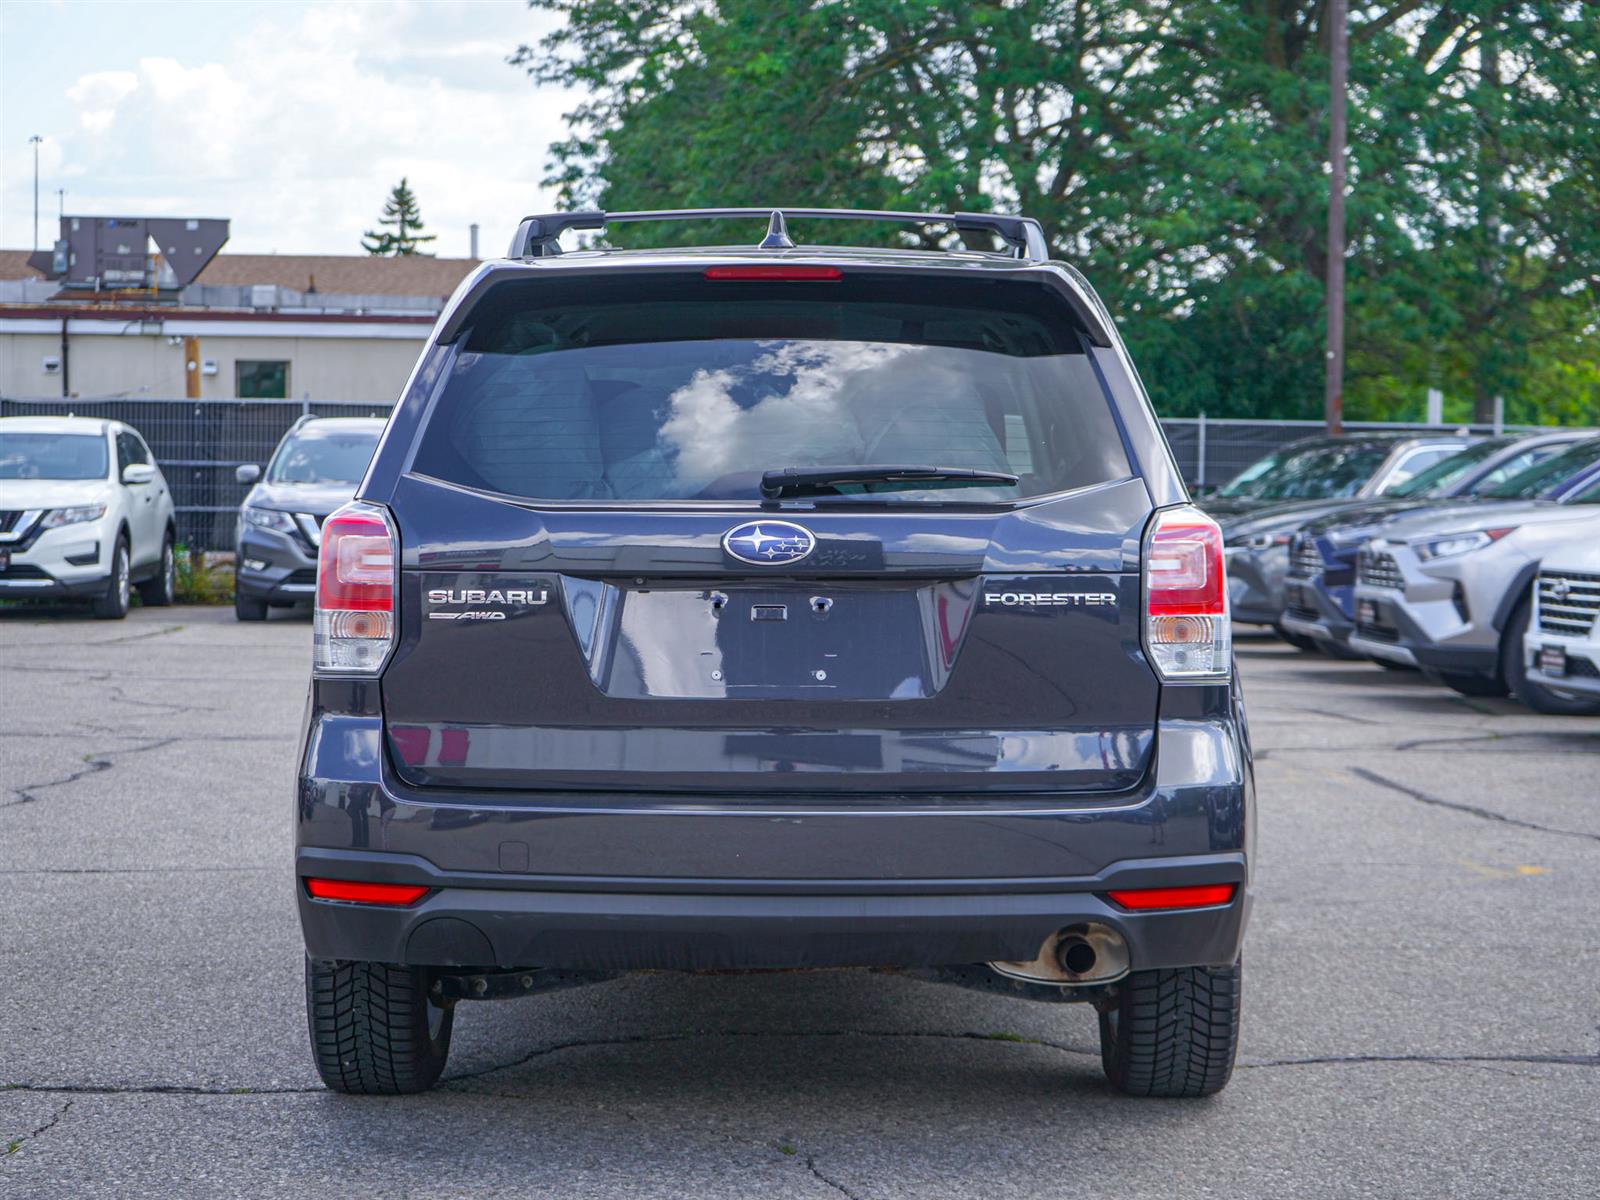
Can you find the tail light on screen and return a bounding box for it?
[703,265,842,281]
[304,877,428,906]
[1106,883,1236,911]
[1143,505,1230,681]
[314,501,397,674]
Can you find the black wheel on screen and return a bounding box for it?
[1273,624,1320,653]
[91,536,131,620]
[1099,961,1241,1098]
[1503,600,1600,716]
[137,533,176,606]
[1426,668,1508,698]
[234,587,269,622]
[305,957,453,1095]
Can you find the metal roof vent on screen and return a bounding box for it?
[758,210,795,250]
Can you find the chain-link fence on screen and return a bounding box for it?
[0,396,394,551]
[2,396,1588,551]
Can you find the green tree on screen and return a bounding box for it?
[516,2,1600,423]
[362,177,438,256]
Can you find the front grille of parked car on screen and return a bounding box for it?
[286,568,317,586]
[1537,570,1600,636]
[1289,538,1325,580]
[1358,550,1403,590]
[0,510,22,533]
[1567,656,1600,678]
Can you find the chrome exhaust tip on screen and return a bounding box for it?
[989,923,1130,986]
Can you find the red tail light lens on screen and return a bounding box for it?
[314,501,397,674]
[703,265,842,281]
[304,877,429,906]
[1143,505,1231,680]
[1106,883,1236,911]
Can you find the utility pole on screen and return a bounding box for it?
[1325,0,1348,436]
[29,134,44,252]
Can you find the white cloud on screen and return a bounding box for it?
[64,69,140,134]
[14,1,573,255]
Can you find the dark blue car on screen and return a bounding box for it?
[295,208,1253,1097]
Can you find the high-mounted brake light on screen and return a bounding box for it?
[1106,883,1236,911]
[1143,505,1231,681]
[314,501,397,674]
[304,877,429,906]
[703,265,842,281]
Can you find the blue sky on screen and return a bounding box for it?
[1,0,575,256]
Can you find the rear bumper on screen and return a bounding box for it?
[295,688,1254,974]
[296,848,1251,972]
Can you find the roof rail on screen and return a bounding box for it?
[507,208,1051,262]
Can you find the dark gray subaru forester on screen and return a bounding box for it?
[297,208,1253,1097]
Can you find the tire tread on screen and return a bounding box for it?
[1100,962,1240,1098]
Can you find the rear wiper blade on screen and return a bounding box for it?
[760,464,1020,500]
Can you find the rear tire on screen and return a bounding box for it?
[91,537,131,620]
[1503,599,1600,716]
[305,957,453,1095]
[1099,961,1241,1097]
[234,588,269,622]
[137,534,175,606]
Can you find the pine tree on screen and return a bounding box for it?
[361,178,437,256]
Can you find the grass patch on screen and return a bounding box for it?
[173,547,234,605]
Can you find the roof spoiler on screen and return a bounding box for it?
[506,207,1052,262]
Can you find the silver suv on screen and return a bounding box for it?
[1350,472,1600,697]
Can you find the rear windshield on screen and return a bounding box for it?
[268,428,380,484]
[410,276,1130,503]
[1216,441,1390,501]
[0,432,109,480]
[1482,437,1600,500]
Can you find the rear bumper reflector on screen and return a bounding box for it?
[1105,883,1236,911]
[304,878,430,906]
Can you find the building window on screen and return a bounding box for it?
[237,360,289,399]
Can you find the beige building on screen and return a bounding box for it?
[0,251,478,402]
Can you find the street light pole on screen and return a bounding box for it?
[1325,0,1348,435]
[29,134,44,252]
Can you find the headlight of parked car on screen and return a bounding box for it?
[1412,527,1515,561]
[1245,531,1291,550]
[242,505,298,535]
[40,503,107,529]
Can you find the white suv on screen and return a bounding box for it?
[0,415,177,618]
[1523,537,1600,714]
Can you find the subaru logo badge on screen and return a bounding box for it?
[722,520,816,566]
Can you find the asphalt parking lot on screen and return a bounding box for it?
[2,605,1597,1199]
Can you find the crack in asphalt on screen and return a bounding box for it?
[2,738,177,809]
[3,1100,73,1157]
[106,684,202,715]
[805,1154,866,1200]
[1351,766,1600,845]
[8,1030,1594,1100]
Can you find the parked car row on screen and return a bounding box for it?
[1210,431,1600,715]
[0,413,384,621]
